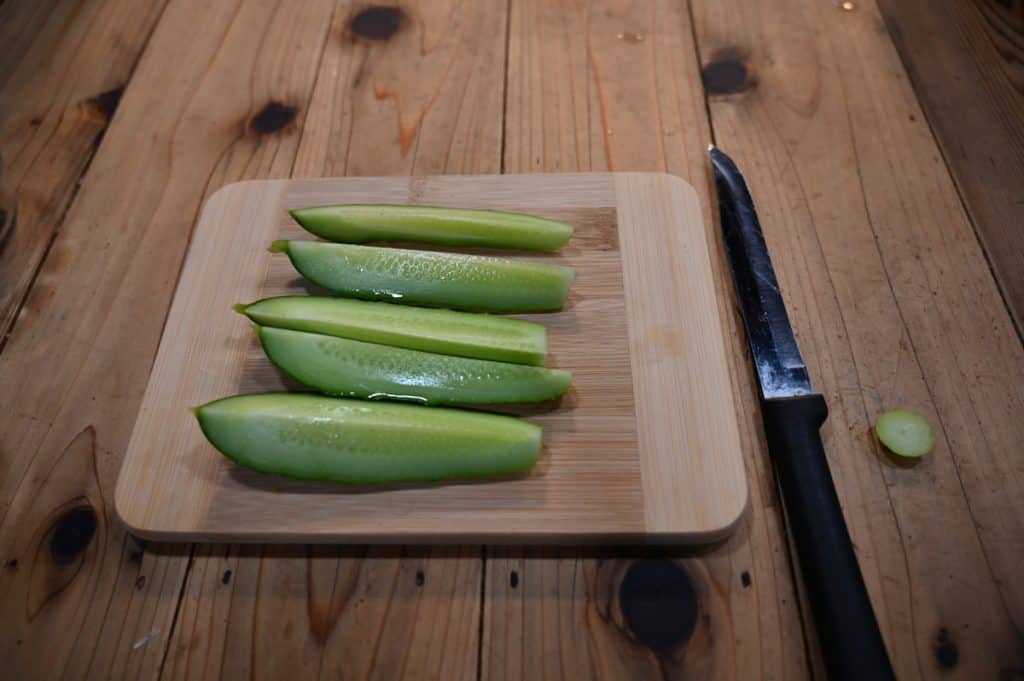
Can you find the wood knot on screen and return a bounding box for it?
[50,506,97,565]
[619,560,698,656]
[701,49,756,96]
[249,102,297,135]
[350,6,403,40]
[934,627,958,669]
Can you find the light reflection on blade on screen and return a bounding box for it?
[710,146,813,400]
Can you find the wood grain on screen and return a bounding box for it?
[116,173,746,542]
[0,0,337,677]
[694,0,1024,675]
[614,174,745,535]
[484,1,811,679]
[0,0,169,337]
[877,0,1024,332]
[160,1,509,679]
[162,545,481,681]
[4,0,1023,678]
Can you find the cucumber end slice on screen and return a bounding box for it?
[875,408,934,458]
[549,369,572,396]
[232,303,249,315]
[289,207,316,222]
[548,221,574,248]
[269,239,290,254]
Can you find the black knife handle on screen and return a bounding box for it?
[762,394,895,681]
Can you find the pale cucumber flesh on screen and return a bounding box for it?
[875,408,934,458]
[237,296,547,365]
[196,393,541,483]
[289,204,573,251]
[258,326,571,405]
[274,240,573,312]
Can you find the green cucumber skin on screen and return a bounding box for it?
[258,326,572,405]
[277,240,574,312]
[239,296,547,366]
[196,393,541,483]
[290,204,573,251]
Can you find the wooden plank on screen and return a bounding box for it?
[0,0,169,338]
[693,0,1024,676]
[0,0,338,678]
[160,1,509,678]
[483,1,811,679]
[877,0,1024,331]
[164,545,481,681]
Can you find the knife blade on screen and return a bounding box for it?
[710,146,895,681]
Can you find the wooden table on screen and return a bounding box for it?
[2,0,1022,678]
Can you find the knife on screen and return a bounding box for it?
[710,146,896,681]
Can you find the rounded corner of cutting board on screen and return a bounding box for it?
[203,178,288,213]
[115,433,205,542]
[613,171,701,204]
[643,446,749,544]
[705,469,749,540]
[113,476,155,540]
[702,415,751,540]
[114,485,190,542]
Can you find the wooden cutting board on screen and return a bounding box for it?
[115,173,747,543]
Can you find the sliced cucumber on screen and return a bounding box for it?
[272,240,573,312]
[236,296,547,365]
[257,326,571,405]
[290,204,573,251]
[195,393,541,483]
[875,408,934,458]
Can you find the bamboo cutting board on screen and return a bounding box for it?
[115,173,747,543]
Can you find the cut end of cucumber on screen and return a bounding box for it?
[875,408,934,458]
[289,208,318,228]
[232,303,249,315]
[548,369,573,394]
[546,220,574,245]
[269,240,290,253]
